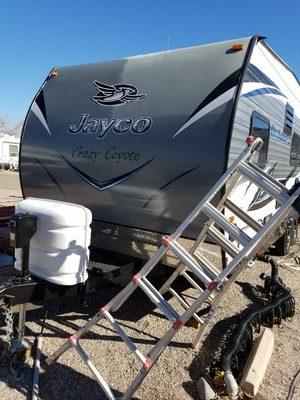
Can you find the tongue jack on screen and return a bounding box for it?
[7,213,37,364]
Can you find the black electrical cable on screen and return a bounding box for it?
[214,256,295,381]
[286,367,300,400]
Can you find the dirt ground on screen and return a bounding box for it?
[0,170,299,400]
[0,170,22,207]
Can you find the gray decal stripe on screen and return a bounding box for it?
[143,165,200,208]
[245,64,279,89]
[172,87,236,138]
[62,155,154,191]
[248,195,273,211]
[31,101,51,135]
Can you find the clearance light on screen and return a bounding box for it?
[232,43,244,51]
[49,70,58,78]
[229,215,235,223]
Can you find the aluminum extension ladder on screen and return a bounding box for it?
[46,138,300,400]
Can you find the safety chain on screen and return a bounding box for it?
[3,301,14,349]
[2,303,26,382]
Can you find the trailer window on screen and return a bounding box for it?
[9,144,19,157]
[290,131,300,166]
[250,112,270,167]
[284,103,294,136]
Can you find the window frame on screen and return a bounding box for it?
[290,130,300,166]
[250,111,270,167]
[8,144,19,158]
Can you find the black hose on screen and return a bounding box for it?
[217,256,295,380]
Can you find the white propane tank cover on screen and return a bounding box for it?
[14,197,92,285]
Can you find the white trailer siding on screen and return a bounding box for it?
[227,39,300,232]
[229,41,300,183]
[0,135,20,167]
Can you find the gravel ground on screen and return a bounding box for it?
[0,170,22,207]
[0,170,299,400]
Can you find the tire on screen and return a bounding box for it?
[273,230,289,256]
[290,218,298,247]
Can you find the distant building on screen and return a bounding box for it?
[0,118,22,170]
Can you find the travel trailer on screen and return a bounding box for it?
[19,35,300,267]
[0,134,20,170]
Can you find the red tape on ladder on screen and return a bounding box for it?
[69,334,77,343]
[163,235,174,248]
[207,280,219,292]
[98,305,109,315]
[132,272,142,284]
[172,319,182,330]
[142,358,152,372]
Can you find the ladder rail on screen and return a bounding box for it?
[46,138,300,400]
[159,170,244,296]
[122,283,218,400]
[159,138,262,243]
[238,161,289,204]
[46,309,107,365]
[103,311,147,365]
[248,161,290,191]
[71,339,118,400]
[158,140,262,300]
[219,185,300,281]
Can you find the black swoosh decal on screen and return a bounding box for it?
[143,166,199,208]
[187,68,242,122]
[35,90,48,123]
[62,155,154,191]
[34,158,65,195]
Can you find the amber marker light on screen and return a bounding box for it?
[229,215,235,223]
[232,43,244,51]
[49,70,58,78]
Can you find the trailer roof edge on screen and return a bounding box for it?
[260,39,300,86]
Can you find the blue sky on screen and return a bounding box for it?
[1,0,300,124]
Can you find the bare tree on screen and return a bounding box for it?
[0,116,23,137]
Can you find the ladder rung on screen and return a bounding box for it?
[249,161,289,191]
[168,288,203,324]
[225,198,262,231]
[238,161,289,204]
[137,277,180,323]
[207,225,239,258]
[167,240,213,287]
[182,271,204,293]
[71,340,117,400]
[202,203,251,246]
[102,311,147,365]
[193,251,220,278]
[142,277,180,320]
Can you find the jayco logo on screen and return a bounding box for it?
[92,81,146,106]
[68,114,152,139]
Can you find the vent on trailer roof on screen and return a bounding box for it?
[284,103,294,135]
